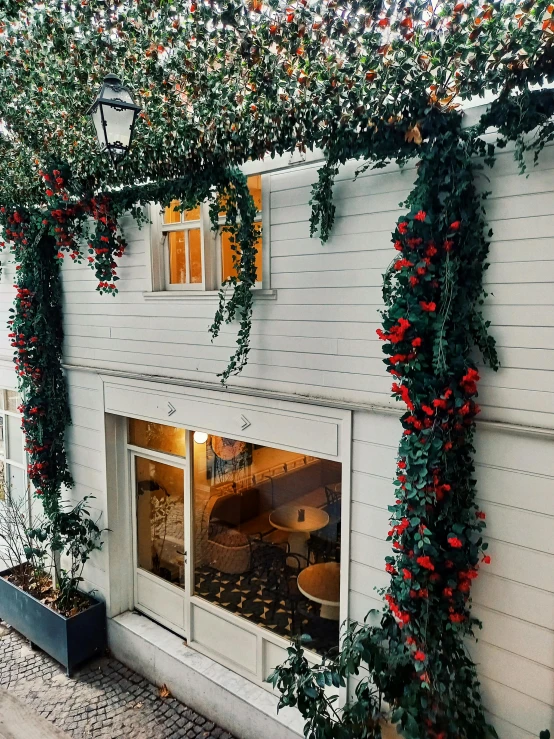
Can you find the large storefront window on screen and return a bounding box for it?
[192,435,342,654]
[125,415,344,654]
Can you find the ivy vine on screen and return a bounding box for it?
[0,165,258,603]
[271,118,502,739]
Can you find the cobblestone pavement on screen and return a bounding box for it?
[0,624,236,739]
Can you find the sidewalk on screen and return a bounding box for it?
[0,689,70,739]
[0,623,235,739]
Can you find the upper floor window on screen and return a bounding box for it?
[156,174,266,292]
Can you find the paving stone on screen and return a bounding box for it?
[0,627,236,739]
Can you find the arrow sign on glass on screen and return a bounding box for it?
[168,401,176,417]
[240,414,251,431]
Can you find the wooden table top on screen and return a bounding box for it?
[269,505,329,533]
[297,562,340,606]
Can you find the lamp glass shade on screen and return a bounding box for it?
[193,431,208,444]
[88,74,141,165]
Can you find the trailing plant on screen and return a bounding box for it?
[208,170,260,382]
[0,163,257,608]
[271,120,501,739]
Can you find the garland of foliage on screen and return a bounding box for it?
[0,1,554,736]
[0,165,257,605]
[270,116,500,739]
[2,220,72,512]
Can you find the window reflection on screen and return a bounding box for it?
[168,231,186,284]
[128,419,186,457]
[192,437,342,654]
[135,456,185,589]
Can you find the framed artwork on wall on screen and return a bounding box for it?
[206,436,253,484]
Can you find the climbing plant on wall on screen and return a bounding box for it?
[0,165,257,518]
[270,117,500,739]
[0,1,553,737]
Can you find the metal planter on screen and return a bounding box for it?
[0,566,106,676]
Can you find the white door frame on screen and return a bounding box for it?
[103,374,352,691]
[129,445,191,638]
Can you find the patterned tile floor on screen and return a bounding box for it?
[0,623,235,739]
[194,566,339,655]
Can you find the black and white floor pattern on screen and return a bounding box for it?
[194,566,338,655]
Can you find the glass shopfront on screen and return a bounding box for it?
[191,435,342,654]
[121,397,348,675]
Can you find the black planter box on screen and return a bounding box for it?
[0,566,106,676]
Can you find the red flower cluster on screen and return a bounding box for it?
[377,317,411,344]
[385,594,410,627]
[394,257,414,271]
[391,382,414,410]
[416,555,434,571]
[460,367,480,395]
[419,300,436,312]
[389,517,410,538]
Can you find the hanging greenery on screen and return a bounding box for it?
[0,163,257,490]
[270,117,500,739]
[0,164,257,605]
[0,1,553,737]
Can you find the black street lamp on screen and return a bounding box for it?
[87,74,141,165]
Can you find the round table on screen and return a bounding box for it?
[269,505,329,561]
[297,562,341,620]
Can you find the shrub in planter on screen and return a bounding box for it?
[0,496,106,676]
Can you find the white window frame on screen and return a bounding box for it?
[161,211,208,291]
[103,376,351,695]
[148,172,271,295]
[0,389,29,522]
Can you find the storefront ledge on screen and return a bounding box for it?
[108,611,303,739]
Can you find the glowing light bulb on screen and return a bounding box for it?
[194,431,208,444]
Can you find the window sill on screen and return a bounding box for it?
[143,288,277,302]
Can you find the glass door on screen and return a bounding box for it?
[131,450,189,636]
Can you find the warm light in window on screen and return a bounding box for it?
[221,225,262,283]
[168,229,203,285]
[193,431,208,444]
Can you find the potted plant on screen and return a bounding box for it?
[0,495,106,677]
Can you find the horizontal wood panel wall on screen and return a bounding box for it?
[0,141,552,737]
[63,369,109,602]
[350,410,554,738]
[0,141,549,426]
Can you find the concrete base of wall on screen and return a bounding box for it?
[107,611,304,739]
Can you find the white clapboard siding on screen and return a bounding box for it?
[36,142,554,424]
[351,408,554,738]
[63,370,110,601]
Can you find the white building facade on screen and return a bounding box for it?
[0,116,552,738]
